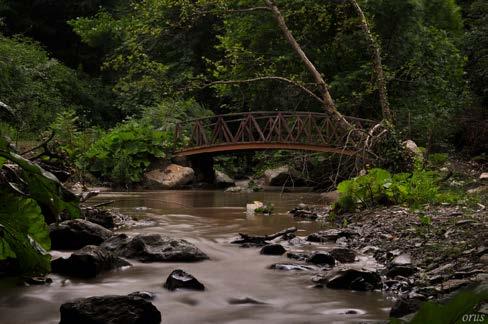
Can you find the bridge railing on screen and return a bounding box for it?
[174,111,375,152]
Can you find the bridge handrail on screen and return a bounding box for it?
[175,111,376,127]
[173,111,378,153]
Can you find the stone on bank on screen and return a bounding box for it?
[144,164,194,189]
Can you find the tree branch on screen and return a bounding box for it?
[204,76,324,104]
[223,7,270,14]
[263,0,352,130]
[349,0,393,123]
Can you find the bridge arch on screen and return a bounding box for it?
[174,111,375,157]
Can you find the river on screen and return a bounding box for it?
[0,190,392,323]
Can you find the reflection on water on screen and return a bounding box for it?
[0,190,392,324]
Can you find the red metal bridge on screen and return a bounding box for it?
[174,111,375,157]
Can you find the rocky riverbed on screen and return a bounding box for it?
[283,202,488,319]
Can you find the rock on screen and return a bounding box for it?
[24,276,53,285]
[456,219,476,226]
[144,164,194,189]
[269,263,316,271]
[263,166,305,186]
[128,291,156,300]
[434,279,471,294]
[59,294,161,324]
[101,234,208,262]
[467,186,488,194]
[321,269,382,291]
[228,297,267,305]
[391,253,412,266]
[82,208,117,229]
[307,229,359,243]
[403,140,423,161]
[428,263,455,275]
[260,244,286,255]
[320,191,339,204]
[163,269,205,291]
[480,254,488,265]
[289,209,318,220]
[51,245,130,278]
[480,173,488,181]
[306,252,335,266]
[225,186,251,193]
[360,246,381,254]
[214,170,235,188]
[50,219,113,250]
[330,248,356,263]
[386,265,418,278]
[246,201,264,214]
[390,298,423,318]
[286,252,310,261]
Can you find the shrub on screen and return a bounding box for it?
[85,119,173,185]
[334,168,460,213]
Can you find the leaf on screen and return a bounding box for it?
[0,190,51,274]
[0,150,80,221]
[406,286,488,324]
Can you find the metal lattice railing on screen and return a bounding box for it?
[174,111,375,156]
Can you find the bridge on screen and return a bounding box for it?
[174,111,375,157]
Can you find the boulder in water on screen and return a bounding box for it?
[51,245,130,278]
[163,269,205,291]
[50,219,112,250]
[317,268,382,291]
[101,234,208,262]
[306,252,335,266]
[59,294,161,324]
[330,248,357,263]
[260,244,286,255]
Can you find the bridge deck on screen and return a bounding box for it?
[175,142,358,156]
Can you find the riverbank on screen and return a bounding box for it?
[282,200,488,319]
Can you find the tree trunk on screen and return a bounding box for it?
[264,0,351,129]
[349,0,393,123]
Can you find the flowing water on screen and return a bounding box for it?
[0,190,392,323]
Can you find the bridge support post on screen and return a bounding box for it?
[189,154,215,184]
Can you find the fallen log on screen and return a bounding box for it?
[232,227,297,245]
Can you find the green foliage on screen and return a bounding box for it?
[140,98,214,131]
[464,0,488,105]
[390,285,488,323]
[50,111,104,176]
[0,34,114,134]
[255,203,274,214]
[0,190,51,275]
[0,150,80,221]
[70,2,218,115]
[418,214,432,226]
[0,137,80,275]
[85,119,173,185]
[334,167,460,213]
[427,153,449,168]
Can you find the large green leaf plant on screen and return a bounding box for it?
[0,136,80,275]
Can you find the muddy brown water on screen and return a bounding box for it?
[0,190,392,323]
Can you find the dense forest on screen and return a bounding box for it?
[0,1,487,323]
[1,0,486,154]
